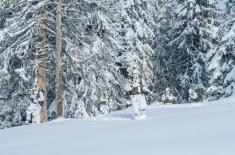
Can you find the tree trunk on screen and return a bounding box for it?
[55,0,63,118]
[37,0,48,123]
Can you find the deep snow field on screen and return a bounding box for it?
[0,97,235,155]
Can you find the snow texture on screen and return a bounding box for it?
[26,103,41,124]
[0,97,235,155]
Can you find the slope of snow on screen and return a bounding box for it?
[0,97,235,155]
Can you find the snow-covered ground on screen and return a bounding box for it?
[0,97,235,155]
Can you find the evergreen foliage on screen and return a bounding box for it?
[207,0,235,100]
[0,0,235,128]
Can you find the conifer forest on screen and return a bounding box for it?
[0,0,234,129]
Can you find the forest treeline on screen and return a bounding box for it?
[0,0,234,128]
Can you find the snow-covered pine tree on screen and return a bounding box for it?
[152,0,178,99]
[0,0,57,128]
[0,0,39,128]
[1,0,234,129]
[117,0,155,88]
[62,0,126,118]
[207,0,235,100]
[30,0,57,122]
[165,0,218,102]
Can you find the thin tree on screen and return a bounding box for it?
[37,0,48,123]
[55,0,63,117]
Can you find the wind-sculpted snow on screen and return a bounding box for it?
[0,97,235,155]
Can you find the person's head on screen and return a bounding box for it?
[132,69,139,79]
[189,88,193,93]
[166,87,170,92]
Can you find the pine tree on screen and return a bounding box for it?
[1,0,235,129]
[0,0,39,128]
[153,0,178,98]
[0,0,57,127]
[61,0,126,117]
[117,0,156,87]
[207,0,235,99]
[164,0,218,102]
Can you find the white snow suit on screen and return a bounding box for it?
[125,75,149,116]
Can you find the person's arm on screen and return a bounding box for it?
[141,79,150,93]
[125,82,132,92]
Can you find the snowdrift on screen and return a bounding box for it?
[0,97,235,155]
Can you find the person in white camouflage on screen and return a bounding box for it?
[125,69,150,119]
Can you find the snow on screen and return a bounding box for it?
[0,30,4,41]
[222,22,235,42]
[0,97,235,155]
[0,62,8,76]
[225,67,235,81]
[14,68,29,81]
[215,0,227,11]
[38,91,45,102]
[26,103,41,124]
[189,89,198,99]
